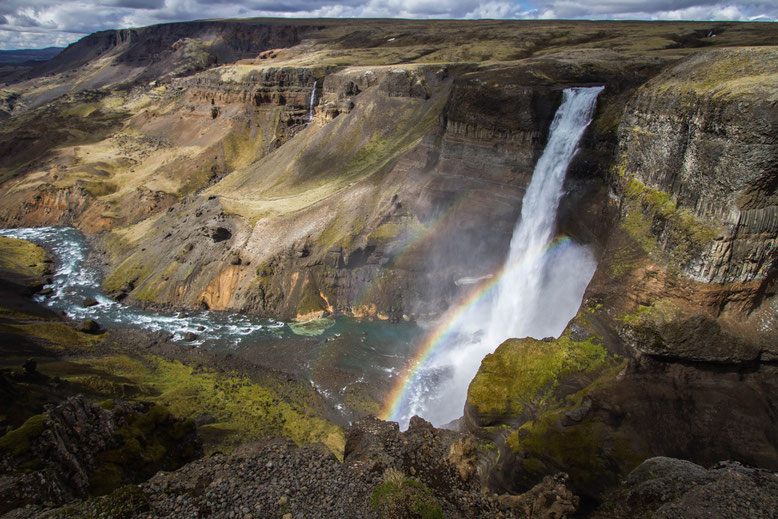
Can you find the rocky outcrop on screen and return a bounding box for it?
[618,298,778,362]
[592,457,778,519]
[183,66,318,108]
[499,473,579,519]
[0,396,200,512]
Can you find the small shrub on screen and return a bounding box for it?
[370,468,444,519]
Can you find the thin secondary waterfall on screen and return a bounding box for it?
[308,81,317,122]
[388,86,604,429]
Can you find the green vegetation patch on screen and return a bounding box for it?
[506,360,644,497]
[0,321,104,348]
[102,253,152,293]
[295,280,328,317]
[0,414,46,457]
[84,181,119,197]
[371,468,443,519]
[343,383,381,416]
[653,47,778,101]
[512,404,644,497]
[0,236,48,288]
[466,333,609,425]
[60,354,345,457]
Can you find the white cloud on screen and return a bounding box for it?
[0,0,775,50]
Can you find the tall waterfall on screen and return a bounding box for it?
[308,81,317,122]
[393,86,604,428]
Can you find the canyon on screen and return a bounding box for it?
[0,18,777,518]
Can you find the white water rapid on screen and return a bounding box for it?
[395,86,604,428]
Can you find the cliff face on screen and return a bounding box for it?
[617,47,778,288]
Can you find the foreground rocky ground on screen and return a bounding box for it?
[4,396,776,518]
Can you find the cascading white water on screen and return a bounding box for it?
[308,81,317,122]
[394,86,604,428]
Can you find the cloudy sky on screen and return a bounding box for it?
[0,0,775,50]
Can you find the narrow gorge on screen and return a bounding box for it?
[0,18,776,518]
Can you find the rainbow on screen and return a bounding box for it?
[379,235,574,422]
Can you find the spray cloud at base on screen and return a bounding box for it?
[383,86,604,429]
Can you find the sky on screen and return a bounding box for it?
[0,0,776,50]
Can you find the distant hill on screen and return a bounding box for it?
[0,47,63,63]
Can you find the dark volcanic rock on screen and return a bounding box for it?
[592,457,778,519]
[0,395,200,513]
[23,416,518,519]
[499,473,579,519]
[78,319,101,333]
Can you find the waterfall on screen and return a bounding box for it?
[308,81,317,122]
[394,86,604,428]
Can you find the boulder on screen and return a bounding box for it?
[499,473,579,519]
[592,457,778,519]
[79,319,100,333]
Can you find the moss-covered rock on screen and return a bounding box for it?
[510,403,644,499]
[618,298,763,362]
[64,354,345,457]
[0,236,48,292]
[617,175,718,272]
[0,396,200,512]
[0,414,46,457]
[90,403,199,496]
[465,334,609,428]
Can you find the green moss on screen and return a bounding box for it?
[0,321,104,348]
[102,254,151,293]
[368,222,404,241]
[370,473,443,519]
[296,280,327,317]
[619,177,718,271]
[64,354,345,457]
[316,214,347,249]
[0,236,47,288]
[90,404,197,496]
[515,405,645,497]
[619,299,681,327]
[0,414,46,456]
[133,263,180,302]
[653,47,778,100]
[343,384,381,416]
[84,181,118,197]
[503,359,645,497]
[466,333,609,424]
